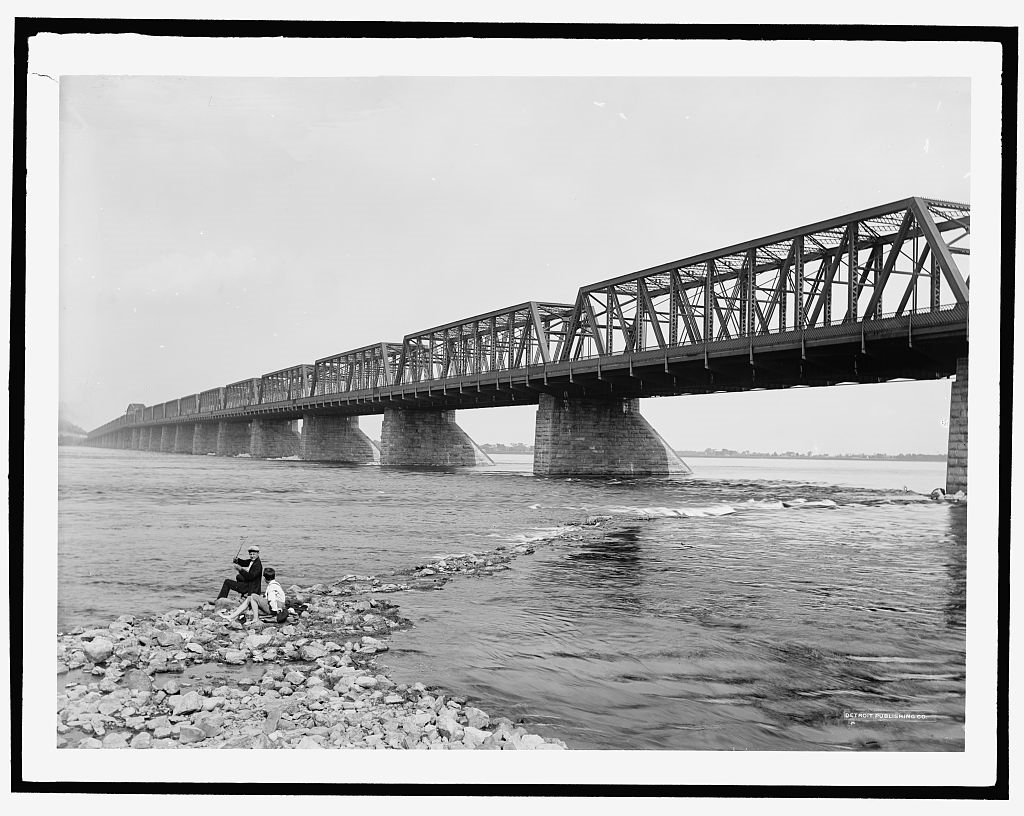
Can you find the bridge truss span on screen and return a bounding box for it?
[313,343,402,397]
[85,195,971,465]
[260,364,314,403]
[396,301,575,385]
[224,377,262,409]
[562,197,969,361]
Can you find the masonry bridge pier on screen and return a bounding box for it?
[87,197,971,492]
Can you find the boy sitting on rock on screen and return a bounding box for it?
[219,567,289,625]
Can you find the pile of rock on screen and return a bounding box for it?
[58,653,566,750]
[56,536,574,750]
[400,540,540,583]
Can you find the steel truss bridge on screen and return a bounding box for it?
[89,196,969,438]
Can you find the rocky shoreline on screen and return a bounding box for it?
[55,529,591,750]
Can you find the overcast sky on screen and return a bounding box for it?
[59,76,970,453]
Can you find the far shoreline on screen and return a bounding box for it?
[477,446,947,463]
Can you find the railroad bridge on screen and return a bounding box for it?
[87,197,970,492]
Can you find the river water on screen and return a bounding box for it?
[57,447,965,751]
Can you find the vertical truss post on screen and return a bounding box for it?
[912,234,919,315]
[931,253,941,312]
[669,271,679,346]
[824,259,833,327]
[489,316,497,371]
[746,249,756,337]
[635,289,645,352]
[738,255,748,337]
[872,247,883,319]
[605,291,614,355]
[505,311,514,368]
[704,261,714,342]
[847,222,859,322]
[795,235,804,331]
[778,247,789,333]
[473,320,481,374]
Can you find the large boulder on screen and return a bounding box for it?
[435,712,464,742]
[130,732,152,749]
[157,631,183,648]
[169,691,203,716]
[101,732,129,749]
[515,733,547,750]
[462,726,489,748]
[83,637,114,664]
[177,725,206,744]
[263,706,285,734]
[464,707,490,729]
[299,643,327,661]
[244,633,271,651]
[121,669,153,692]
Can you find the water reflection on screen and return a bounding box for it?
[562,526,644,599]
[943,506,967,630]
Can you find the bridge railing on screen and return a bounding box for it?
[561,197,969,361]
[313,343,402,396]
[395,301,575,385]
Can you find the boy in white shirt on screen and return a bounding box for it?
[220,567,288,624]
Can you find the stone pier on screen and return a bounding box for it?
[158,426,173,453]
[251,419,300,459]
[300,414,379,463]
[216,421,251,457]
[380,409,492,467]
[130,428,140,449]
[192,423,219,455]
[173,424,194,454]
[533,394,691,476]
[945,356,968,494]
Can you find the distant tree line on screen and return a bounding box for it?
[675,448,947,461]
[479,443,945,461]
[479,442,536,454]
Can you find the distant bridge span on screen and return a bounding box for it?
[87,196,970,490]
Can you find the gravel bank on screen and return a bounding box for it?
[56,530,589,750]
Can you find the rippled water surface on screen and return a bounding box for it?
[57,448,965,750]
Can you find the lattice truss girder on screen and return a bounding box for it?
[562,197,970,360]
[179,394,200,416]
[261,364,314,403]
[224,378,262,409]
[313,343,403,396]
[199,387,225,413]
[93,197,971,436]
[397,302,575,384]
